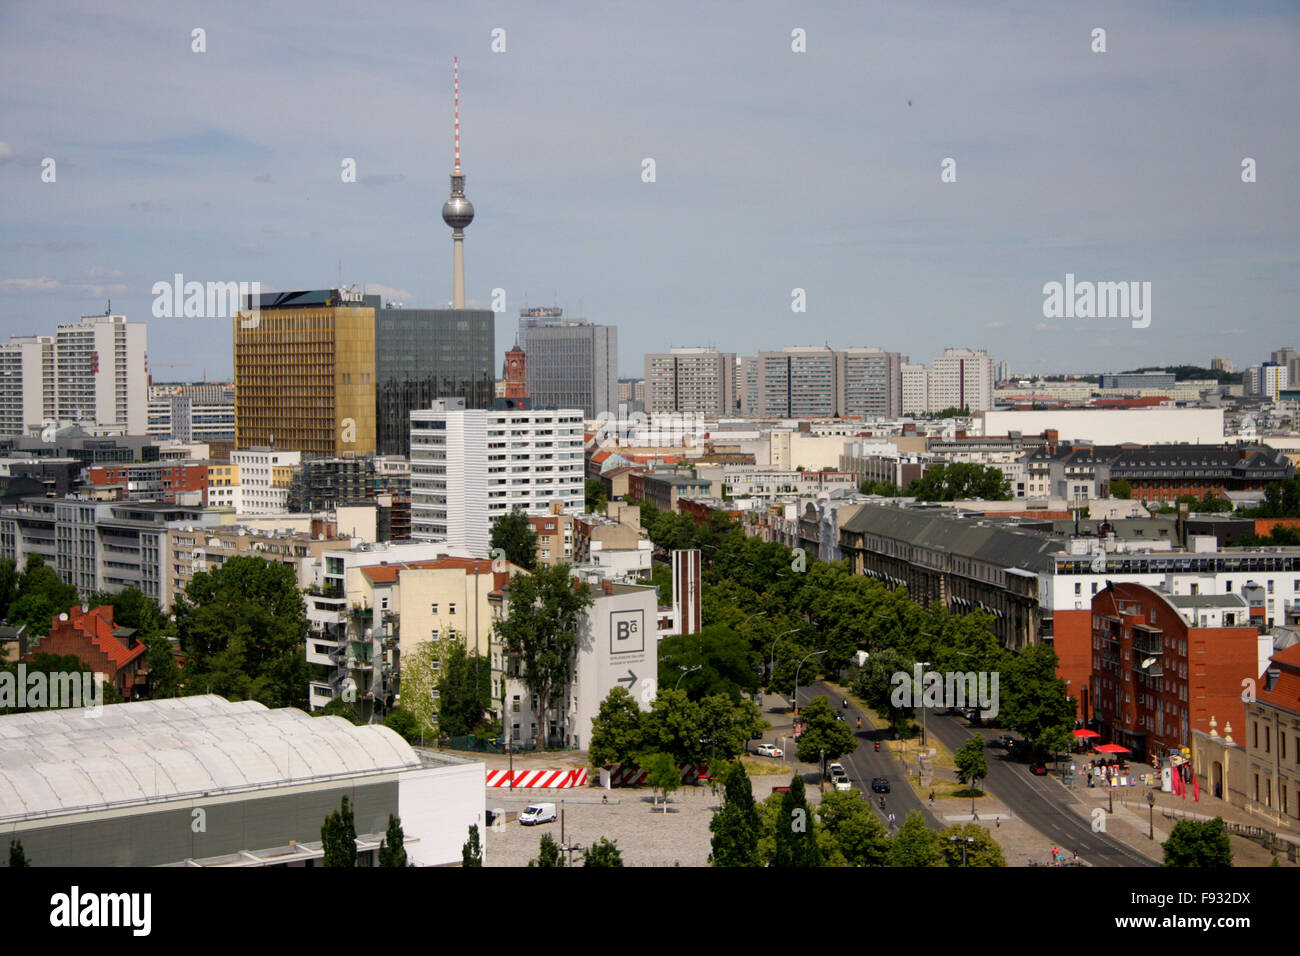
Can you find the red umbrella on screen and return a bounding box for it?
[1095,744,1131,754]
[1073,729,1101,739]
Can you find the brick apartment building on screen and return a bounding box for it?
[32,605,148,700]
[1091,582,1260,763]
[86,461,209,504]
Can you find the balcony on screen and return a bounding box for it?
[1131,626,1163,657]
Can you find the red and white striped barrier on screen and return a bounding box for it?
[604,764,709,786]
[486,768,589,789]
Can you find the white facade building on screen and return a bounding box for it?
[981,407,1225,446]
[54,313,148,433]
[0,335,55,438]
[930,348,995,413]
[229,448,301,514]
[410,399,585,556]
[901,363,930,415]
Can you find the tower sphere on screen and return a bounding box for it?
[442,195,474,230]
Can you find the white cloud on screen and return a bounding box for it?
[0,277,60,292]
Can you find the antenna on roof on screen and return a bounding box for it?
[454,55,461,172]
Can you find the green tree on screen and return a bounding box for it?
[937,822,1006,867]
[794,695,858,764]
[773,775,821,867]
[697,693,766,762]
[1162,818,1233,868]
[462,824,483,867]
[852,648,916,734]
[642,751,680,812]
[582,836,624,867]
[314,696,364,724]
[383,707,422,743]
[529,833,563,867]
[954,735,988,793]
[999,643,1076,746]
[437,642,492,737]
[906,463,1012,502]
[0,558,19,622]
[817,790,891,866]
[584,478,608,515]
[141,634,181,699]
[859,480,900,497]
[888,811,944,867]
[378,814,408,867]
[489,509,538,571]
[658,624,758,701]
[10,555,79,636]
[1110,478,1132,500]
[8,838,29,867]
[641,688,703,764]
[493,564,593,748]
[588,686,646,767]
[172,556,309,709]
[85,587,168,638]
[0,653,123,714]
[321,795,357,867]
[709,762,763,867]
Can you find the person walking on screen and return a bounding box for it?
[928,788,936,807]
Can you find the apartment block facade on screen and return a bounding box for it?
[233,289,377,456]
[519,311,618,418]
[409,398,585,555]
[643,347,736,418]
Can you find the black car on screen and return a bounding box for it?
[871,777,891,794]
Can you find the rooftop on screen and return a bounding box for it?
[0,696,419,824]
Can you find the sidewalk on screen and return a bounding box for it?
[1055,764,1299,867]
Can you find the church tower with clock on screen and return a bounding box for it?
[503,338,528,400]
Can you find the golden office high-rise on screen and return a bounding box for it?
[233,289,377,456]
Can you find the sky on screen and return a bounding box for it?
[1,0,1296,381]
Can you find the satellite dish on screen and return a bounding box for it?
[1141,657,1157,669]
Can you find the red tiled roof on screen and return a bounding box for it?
[66,605,147,670]
[1258,644,1300,716]
[359,556,514,588]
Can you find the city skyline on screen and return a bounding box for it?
[1,2,1297,381]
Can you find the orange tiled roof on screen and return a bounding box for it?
[66,605,147,670]
[1258,643,1300,716]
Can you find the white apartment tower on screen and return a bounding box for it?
[0,336,55,438]
[901,363,931,416]
[54,313,148,433]
[643,347,737,417]
[929,348,995,413]
[410,398,584,555]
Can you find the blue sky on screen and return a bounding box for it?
[1,0,1296,380]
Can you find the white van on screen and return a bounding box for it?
[518,803,557,826]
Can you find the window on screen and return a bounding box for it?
[1075,583,1082,595]
[449,603,456,615]
[431,603,439,614]
[512,695,520,713]
[1266,726,1271,753]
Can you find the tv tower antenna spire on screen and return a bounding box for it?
[442,56,474,308]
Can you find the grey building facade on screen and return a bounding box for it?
[374,303,495,456]
[519,311,618,418]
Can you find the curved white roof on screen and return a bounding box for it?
[0,696,419,822]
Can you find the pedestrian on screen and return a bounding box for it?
[995,817,1000,829]
[1050,845,1058,866]
[888,812,896,828]
[929,788,935,807]
[602,793,608,804]
[1073,849,1079,864]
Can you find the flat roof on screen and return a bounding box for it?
[0,696,420,824]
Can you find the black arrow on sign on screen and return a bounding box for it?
[616,670,637,686]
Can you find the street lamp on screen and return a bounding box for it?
[948,835,976,867]
[768,627,804,690]
[915,660,931,748]
[793,649,826,716]
[1146,789,1155,840]
[675,664,701,690]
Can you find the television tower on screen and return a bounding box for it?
[441,56,475,309]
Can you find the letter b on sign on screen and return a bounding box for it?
[610,610,644,654]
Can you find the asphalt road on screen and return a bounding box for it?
[921,709,1156,867]
[799,683,942,833]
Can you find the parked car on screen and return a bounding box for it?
[518,803,557,826]
[834,776,853,792]
[755,743,784,758]
[828,762,846,778]
[871,777,891,794]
